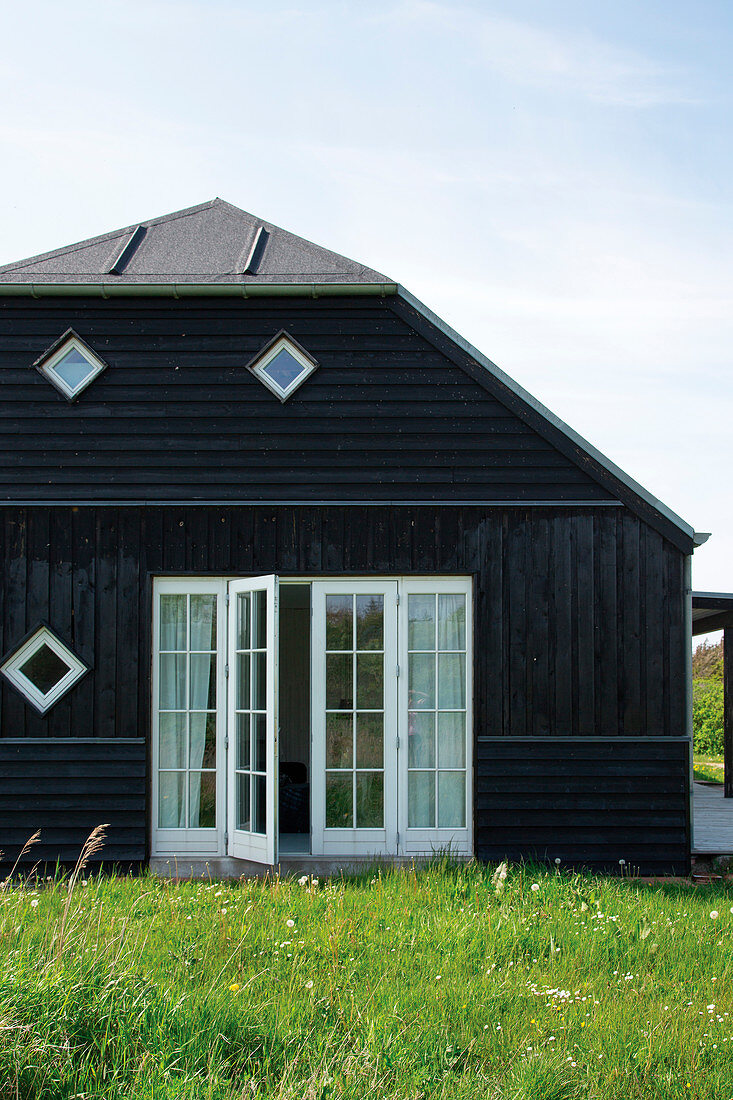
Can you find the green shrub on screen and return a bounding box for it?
[693,678,724,756]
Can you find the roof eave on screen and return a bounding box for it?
[0,281,399,298]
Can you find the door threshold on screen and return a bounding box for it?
[150,853,472,880]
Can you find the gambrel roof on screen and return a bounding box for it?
[0,199,391,288]
[0,199,698,551]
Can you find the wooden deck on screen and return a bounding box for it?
[693,782,733,854]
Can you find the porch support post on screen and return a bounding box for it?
[725,627,733,798]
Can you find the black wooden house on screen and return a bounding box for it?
[0,199,705,875]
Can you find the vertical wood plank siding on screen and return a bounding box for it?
[0,505,688,872]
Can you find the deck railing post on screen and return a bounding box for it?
[725,627,732,799]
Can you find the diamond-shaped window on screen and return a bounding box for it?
[1,625,88,714]
[246,331,318,402]
[33,329,108,401]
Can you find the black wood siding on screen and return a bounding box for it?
[477,738,690,875]
[0,505,689,871]
[0,738,145,872]
[0,297,612,503]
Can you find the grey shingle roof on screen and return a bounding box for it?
[0,198,391,286]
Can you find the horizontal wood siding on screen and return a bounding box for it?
[0,297,612,502]
[476,739,690,873]
[0,739,145,871]
[0,505,689,871]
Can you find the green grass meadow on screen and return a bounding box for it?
[2,854,733,1100]
[693,756,725,784]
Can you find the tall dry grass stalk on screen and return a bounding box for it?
[56,823,109,956]
[2,829,40,885]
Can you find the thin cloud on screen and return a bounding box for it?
[382,0,698,107]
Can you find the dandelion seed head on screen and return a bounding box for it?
[711,911,719,920]
[531,883,540,892]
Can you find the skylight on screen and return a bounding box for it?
[1,625,88,714]
[247,332,318,402]
[34,329,108,401]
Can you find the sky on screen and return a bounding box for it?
[1,0,731,624]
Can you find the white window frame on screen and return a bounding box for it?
[398,578,473,857]
[34,330,108,401]
[311,580,399,857]
[1,624,88,715]
[246,331,318,402]
[151,578,228,857]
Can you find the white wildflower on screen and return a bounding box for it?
[492,862,508,894]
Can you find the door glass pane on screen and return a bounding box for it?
[408,653,435,709]
[189,712,216,770]
[237,773,251,831]
[326,653,352,709]
[157,590,219,833]
[159,771,185,828]
[405,589,468,836]
[236,713,250,769]
[236,653,250,710]
[326,772,353,828]
[356,713,383,768]
[408,594,435,651]
[160,654,186,710]
[159,713,187,769]
[408,772,435,828]
[190,595,217,651]
[356,772,383,827]
[356,653,382,709]
[326,594,352,650]
[408,711,435,768]
[356,595,383,650]
[253,590,267,650]
[438,772,465,828]
[326,713,353,768]
[160,595,186,651]
[237,593,251,649]
[437,712,465,769]
[189,772,216,828]
[251,651,267,711]
[253,774,267,834]
[438,654,465,709]
[323,589,387,831]
[189,653,216,710]
[438,594,466,651]
[253,713,267,773]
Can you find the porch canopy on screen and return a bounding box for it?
[692,592,733,797]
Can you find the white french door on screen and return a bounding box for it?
[152,574,472,864]
[311,581,398,856]
[227,576,279,864]
[399,578,472,856]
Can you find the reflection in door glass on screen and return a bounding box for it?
[325,593,385,829]
[407,592,467,830]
